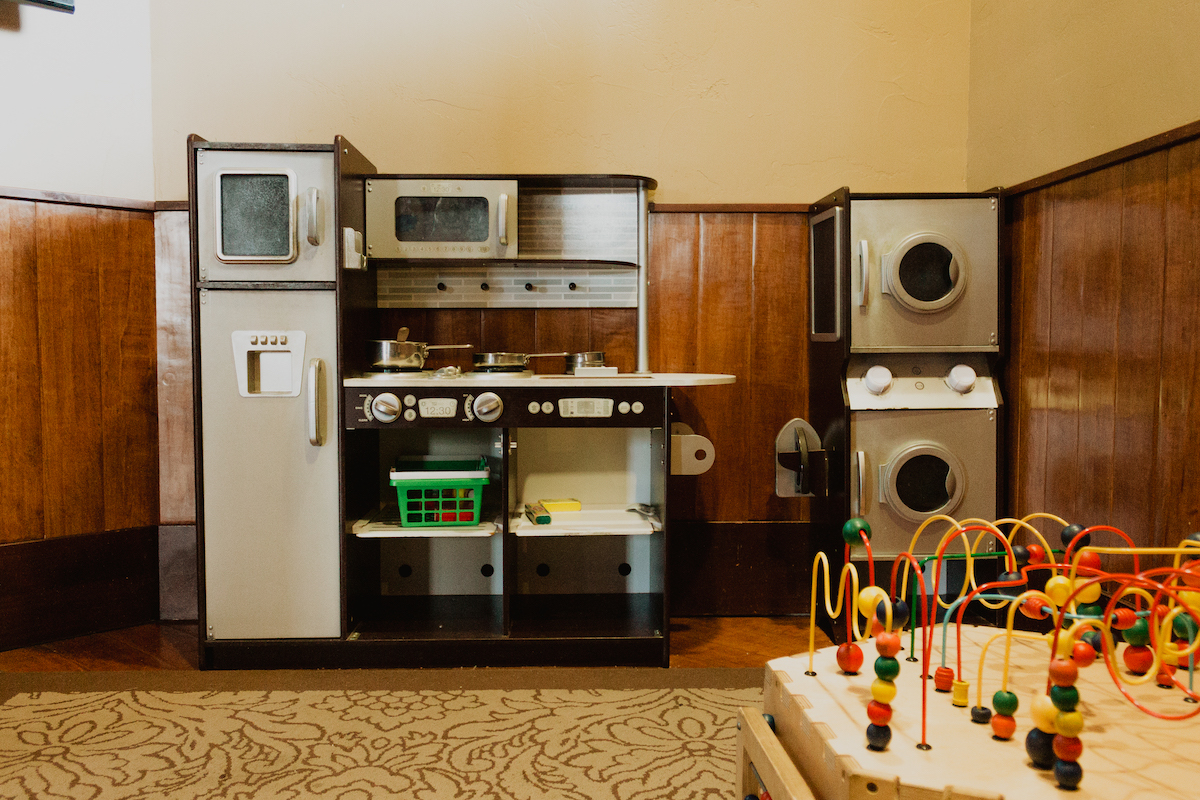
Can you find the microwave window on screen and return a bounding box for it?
[396,196,490,243]
[220,173,293,258]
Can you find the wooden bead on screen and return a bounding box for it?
[1050,684,1079,712]
[1060,523,1089,549]
[1075,579,1102,604]
[933,666,955,692]
[875,631,902,658]
[990,713,1017,740]
[841,517,871,545]
[871,678,897,704]
[865,723,891,751]
[1048,658,1078,686]
[1055,758,1084,789]
[1055,710,1084,738]
[874,655,900,681]
[1110,606,1138,630]
[836,642,864,674]
[970,705,993,724]
[1076,550,1102,571]
[1020,596,1050,620]
[1123,644,1155,675]
[1123,618,1151,647]
[866,700,892,726]
[858,586,888,620]
[1071,640,1097,668]
[1053,734,1084,762]
[1030,693,1058,733]
[1044,575,1073,605]
[1026,543,1046,564]
[992,689,1019,716]
[951,680,970,708]
[1025,727,1056,769]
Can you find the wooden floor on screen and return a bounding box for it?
[0,617,832,672]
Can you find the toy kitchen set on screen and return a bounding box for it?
[188,136,732,669]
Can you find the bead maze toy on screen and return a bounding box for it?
[739,513,1200,800]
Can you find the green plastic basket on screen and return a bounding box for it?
[389,456,490,527]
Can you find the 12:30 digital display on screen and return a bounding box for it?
[418,398,458,418]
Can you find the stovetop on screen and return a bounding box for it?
[343,370,735,388]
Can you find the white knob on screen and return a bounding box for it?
[473,391,504,423]
[371,392,401,423]
[863,365,893,395]
[946,364,977,394]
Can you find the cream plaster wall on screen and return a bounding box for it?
[0,0,153,201]
[149,0,972,203]
[966,0,1200,190]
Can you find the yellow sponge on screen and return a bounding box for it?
[539,498,582,512]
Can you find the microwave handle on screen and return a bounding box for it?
[497,193,510,246]
[857,239,869,308]
[306,187,324,246]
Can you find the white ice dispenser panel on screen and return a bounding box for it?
[231,330,306,397]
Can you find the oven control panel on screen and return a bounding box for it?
[345,386,666,429]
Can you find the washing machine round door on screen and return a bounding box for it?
[881,444,966,522]
[881,232,968,313]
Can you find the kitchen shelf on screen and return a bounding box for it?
[510,506,659,537]
[349,505,499,538]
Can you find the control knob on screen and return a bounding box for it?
[863,365,894,395]
[946,364,977,394]
[371,392,401,423]
[472,391,504,423]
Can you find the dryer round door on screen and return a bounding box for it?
[881,232,969,313]
[880,444,966,523]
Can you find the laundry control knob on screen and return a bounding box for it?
[946,364,977,394]
[371,392,402,423]
[473,391,504,423]
[863,365,894,395]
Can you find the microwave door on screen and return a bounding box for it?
[195,148,337,283]
[198,289,340,640]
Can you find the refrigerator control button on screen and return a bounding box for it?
[541,401,554,414]
[280,335,287,345]
[403,409,417,422]
[946,364,977,394]
[250,336,258,345]
[473,392,504,423]
[371,392,402,423]
[631,401,644,414]
[618,401,631,414]
[864,365,894,395]
[404,394,417,407]
[528,401,541,414]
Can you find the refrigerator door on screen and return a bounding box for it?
[200,289,340,639]
[195,148,336,283]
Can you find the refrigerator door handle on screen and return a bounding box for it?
[853,450,865,516]
[308,358,325,446]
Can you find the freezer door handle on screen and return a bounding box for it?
[306,187,324,246]
[853,450,865,516]
[308,358,325,446]
[857,240,870,308]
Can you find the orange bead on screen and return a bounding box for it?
[1048,658,1079,687]
[934,666,955,692]
[990,713,1017,740]
[1111,607,1138,630]
[1123,644,1155,675]
[867,700,893,726]
[1071,641,1097,668]
[837,643,864,674]
[1020,597,1050,620]
[1053,735,1083,762]
[875,631,902,658]
[1026,544,1046,564]
[1076,550,1102,572]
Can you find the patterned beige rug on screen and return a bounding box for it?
[0,669,762,799]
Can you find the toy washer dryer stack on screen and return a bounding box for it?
[776,188,1001,583]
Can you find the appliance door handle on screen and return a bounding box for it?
[497,193,510,246]
[853,450,865,516]
[857,239,869,308]
[306,187,323,246]
[307,358,325,446]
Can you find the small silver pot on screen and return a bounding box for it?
[565,351,606,373]
[371,333,472,370]
[472,351,569,372]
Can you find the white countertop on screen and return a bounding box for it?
[344,372,736,389]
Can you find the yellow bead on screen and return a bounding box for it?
[1075,581,1102,604]
[1030,692,1058,733]
[1045,575,1073,606]
[1054,634,1075,659]
[951,680,970,708]
[858,586,888,619]
[1056,710,1084,737]
[871,678,897,704]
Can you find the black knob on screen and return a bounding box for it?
[481,282,490,291]
[569,282,577,291]
[525,282,534,291]
[437,282,447,291]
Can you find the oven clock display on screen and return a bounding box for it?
[558,398,613,418]
[418,398,458,418]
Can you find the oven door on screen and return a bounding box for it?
[195,147,336,283]
[365,178,518,259]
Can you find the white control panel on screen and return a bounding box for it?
[558,398,614,418]
[231,330,306,397]
[417,398,458,418]
[846,354,998,410]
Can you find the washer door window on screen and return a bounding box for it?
[880,444,965,522]
[881,232,968,313]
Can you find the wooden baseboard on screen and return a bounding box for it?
[0,528,158,651]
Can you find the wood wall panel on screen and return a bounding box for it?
[0,199,44,544]
[36,205,106,539]
[99,209,159,530]
[155,212,195,524]
[1007,134,1200,564]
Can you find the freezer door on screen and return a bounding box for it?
[200,289,340,639]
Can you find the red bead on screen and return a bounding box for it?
[875,632,902,658]
[1182,559,1200,588]
[866,700,893,726]
[1156,664,1177,687]
[1026,544,1046,564]
[1053,735,1083,762]
[1076,550,1102,572]
[1048,658,1078,687]
[837,642,864,674]
[1123,644,1155,675]
[1111,607,1138,630]
[934,666,955,692]
[990,713,1017,740]
[1071,641,1097,668]
[1020,597,1050,620]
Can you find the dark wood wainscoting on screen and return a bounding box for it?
[1006,133,1200,569]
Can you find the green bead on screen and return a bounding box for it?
[842,517,872,545]
[874,655,900,681]
[1050,684,1079,712]
[1173,612,1198,639]
[992,689,1019,716]
[1123,617,1151,647]
[1076,602,1105,618]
